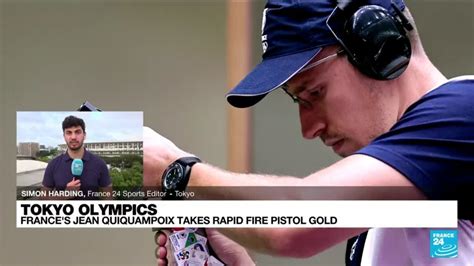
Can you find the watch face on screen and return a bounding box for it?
[163,162,184,190]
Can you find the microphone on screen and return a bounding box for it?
[71,158,84,179]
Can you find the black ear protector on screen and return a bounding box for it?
[329,1,414,80]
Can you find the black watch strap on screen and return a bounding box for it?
[177,156,202,165]
[176,156,201,190]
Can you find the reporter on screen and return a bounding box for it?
[41,115,112,200]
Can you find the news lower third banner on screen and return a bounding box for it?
[17,200,457,228]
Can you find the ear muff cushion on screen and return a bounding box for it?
[343,5,411,79]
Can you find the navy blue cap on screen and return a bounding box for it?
[226,0,405,108]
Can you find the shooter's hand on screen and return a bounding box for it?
[154,229,175,266]
[154,229,255,266]
[205,229,255,266]
[143,126,194,188]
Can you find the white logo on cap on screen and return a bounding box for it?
[261,8,269,54]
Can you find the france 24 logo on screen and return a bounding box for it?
[430,230,458,258]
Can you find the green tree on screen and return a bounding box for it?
[110,161,143,200]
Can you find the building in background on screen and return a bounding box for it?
[17,142,40,158]
[39,145,48,152]
[58,141,143,157]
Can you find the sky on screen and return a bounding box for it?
[17,112,143,147]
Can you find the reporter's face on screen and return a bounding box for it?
[63,126,85,151]
[285,46,397,157]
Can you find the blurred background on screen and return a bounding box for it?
[1,0,473,265]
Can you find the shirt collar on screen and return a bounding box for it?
[62,148,90,162]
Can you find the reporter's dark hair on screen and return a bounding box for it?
[62,115,85,133]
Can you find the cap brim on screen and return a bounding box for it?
[226,47,322,108]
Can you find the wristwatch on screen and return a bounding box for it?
[161,156,201,200]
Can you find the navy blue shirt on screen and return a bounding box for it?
[356,77,474,219]
[42,149,111,192]
[346,77,474,266]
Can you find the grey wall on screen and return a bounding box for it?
[1,0,473,265]
[1,1,226,265]
[406,0,474,76]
